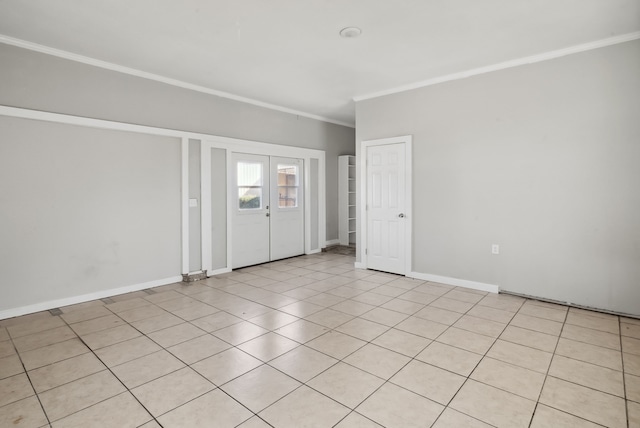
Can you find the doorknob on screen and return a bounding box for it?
[398,213,405,218]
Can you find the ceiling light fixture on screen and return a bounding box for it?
[339,27,362,38]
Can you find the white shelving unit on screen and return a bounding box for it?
[338,155,356,246]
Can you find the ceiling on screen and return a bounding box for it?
[0,1,638,127]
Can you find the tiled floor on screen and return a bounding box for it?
[1,253,639,428]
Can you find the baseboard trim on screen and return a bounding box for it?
[182,271,207,282]
[500,290,640,320]
[409,271,499,294]
[0,275,183,320]
[325,239,340,247]
[354,262,366,269]
[207,267,232,277]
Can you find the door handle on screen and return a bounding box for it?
[266,213,270,217]
[398,213,405,218]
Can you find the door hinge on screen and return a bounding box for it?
[365,249,367,255]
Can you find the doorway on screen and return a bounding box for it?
[360,136,413,275]
[231,153,304,268]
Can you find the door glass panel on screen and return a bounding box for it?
[277,164,298,208]
[237,162,263,210]
[238,187,262,209]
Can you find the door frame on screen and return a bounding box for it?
[201,136,326,275]
[358,135,413,275]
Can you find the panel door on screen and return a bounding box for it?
[366,143,406,274]
[231,153,270,268]
[270,157,305,261]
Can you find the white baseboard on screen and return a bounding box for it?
[408,271,499,294]
[207,267,232,276]
[354,262,366,269]
[0,275,183,320]
[325,239,340,247]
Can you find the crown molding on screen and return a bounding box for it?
[0,34,355,129]
[353,31,640,102]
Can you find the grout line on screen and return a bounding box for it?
[5,336,52,427]
[57,315,160,426]
[620,315,630,428]
[540,374,628,399]
[251,284,434,416]
[527,301,569,427]
[427,295,518,426]
[2,253,633,428]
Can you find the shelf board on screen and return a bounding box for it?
[348,217,356,220]
[348,204,356,207]
[348,230,356,233]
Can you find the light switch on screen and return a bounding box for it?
[189,198,198,208]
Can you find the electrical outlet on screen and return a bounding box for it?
[491,244,500,255]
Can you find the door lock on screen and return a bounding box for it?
[266,213,270,217]
[398,213,405,218]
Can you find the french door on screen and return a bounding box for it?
[231,153,304,268]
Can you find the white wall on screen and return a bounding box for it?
[356,40,640,316]
[0,43,355,242]
[0,116,181,314]
[0,42,354,317]
[210,148,227,271]
[188,139,202,273]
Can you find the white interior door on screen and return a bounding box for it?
[366,143,406,274]
[232,153,304,269]
[270,157,304,260]
[232,153,270,268]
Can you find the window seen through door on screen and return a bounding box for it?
[237,162,263,210]
[278,164,298,208]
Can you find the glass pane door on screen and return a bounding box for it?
[277,164,299,208]
[237,161,263,210]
